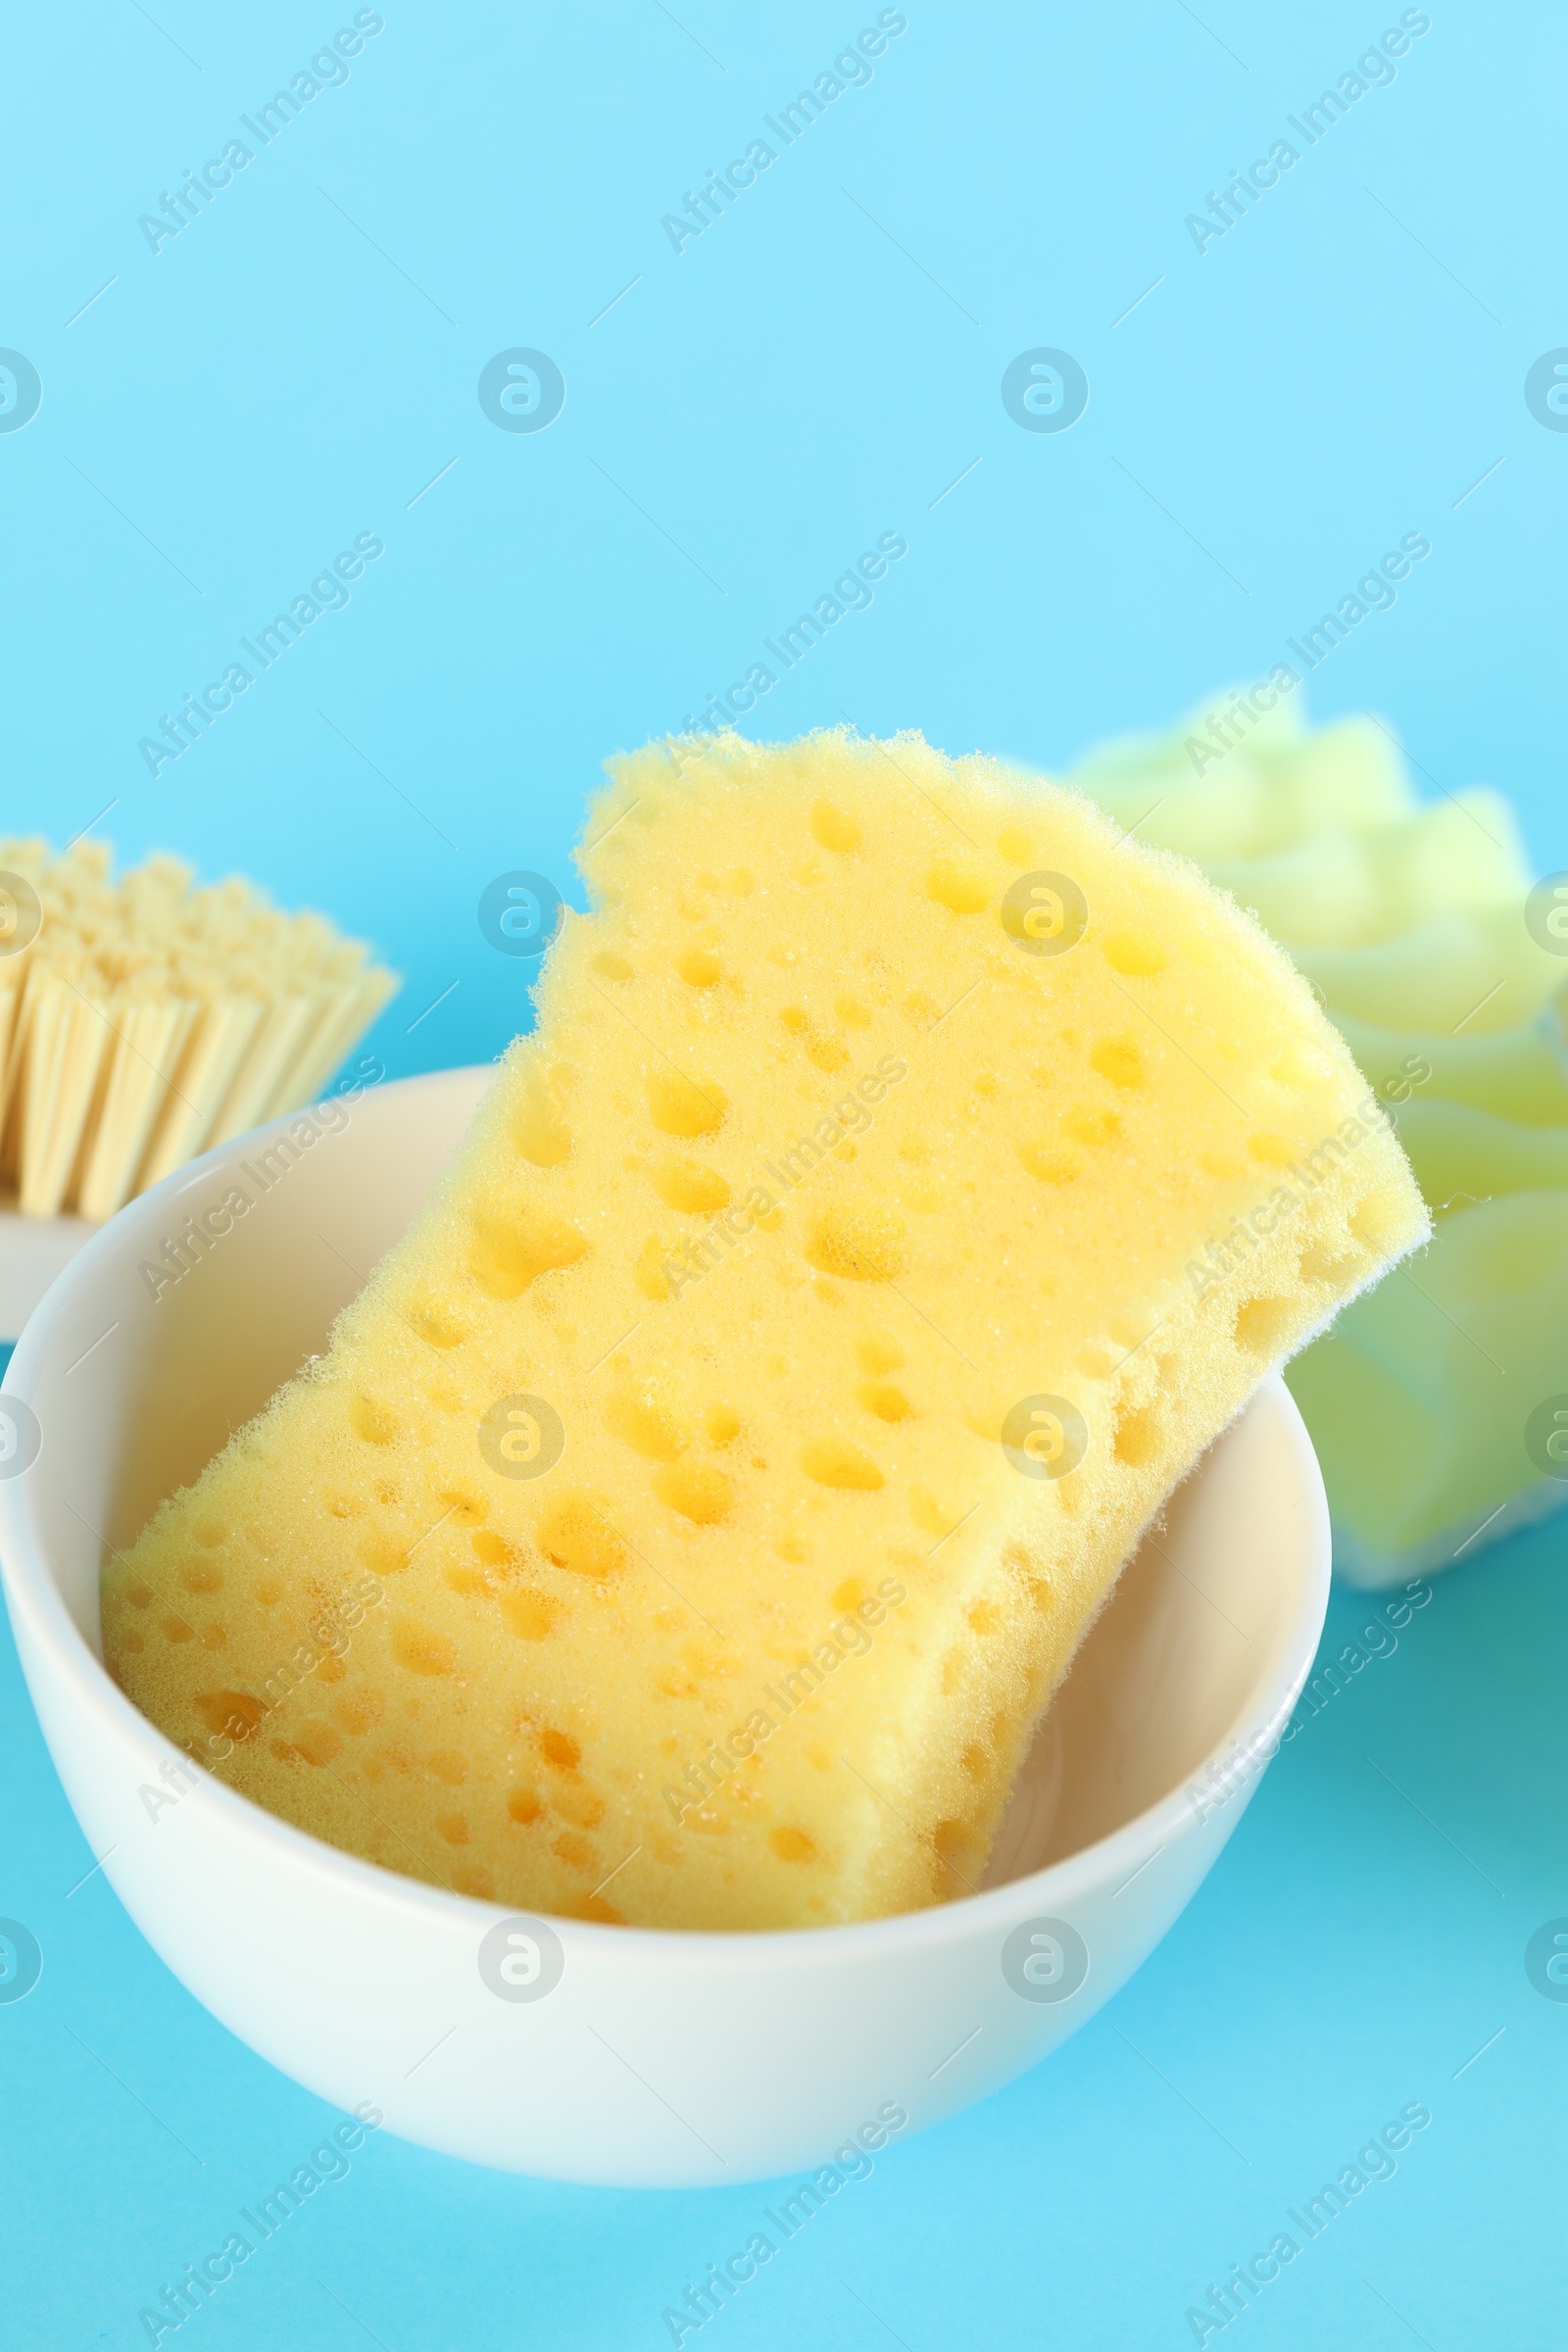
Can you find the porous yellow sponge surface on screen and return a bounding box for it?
[103,730,1428,1932]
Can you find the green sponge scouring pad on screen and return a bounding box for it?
[1070,692,1568,1586]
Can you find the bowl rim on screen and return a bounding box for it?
[0,1068,1330,1974]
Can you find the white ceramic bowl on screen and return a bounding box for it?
[0,1068,1329,2187]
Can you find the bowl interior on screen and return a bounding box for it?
[11,1065,1307,1903]
[985,1390,1298,1881]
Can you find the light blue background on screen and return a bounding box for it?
[2,2,1565,2344]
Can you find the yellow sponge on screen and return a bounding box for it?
[103,731,1428,1930]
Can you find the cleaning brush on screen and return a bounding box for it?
[0,838,398,1221]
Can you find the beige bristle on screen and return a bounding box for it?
[205,997,324,1150]
[270,966,399,1116]
[75,996,202,1221]
[137,998,269,1192]
[17,980,112,1217]
[0,840,397,1220]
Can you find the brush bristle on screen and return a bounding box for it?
[0,838,398,1219]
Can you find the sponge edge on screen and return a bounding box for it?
[102,729,1429,1932]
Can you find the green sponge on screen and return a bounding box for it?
[1069,692,1568,1585]
[1287,1192,1568,1580]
